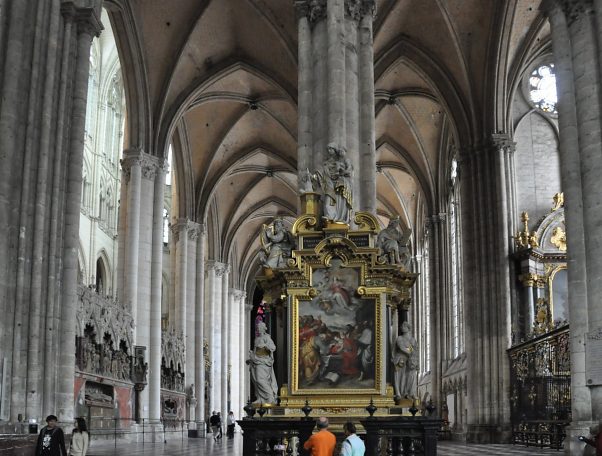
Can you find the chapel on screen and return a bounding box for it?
[0,0,601,454]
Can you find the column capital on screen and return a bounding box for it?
[76,9,103,38]
[295,0,327,25]
[489,133,516,154]
[187,221,203,241]
[61,3,103,37]
[560,0,593,24]
[170,218,190,243]
[121,148,163,181]
[205,259,217,272]
[230,288,246,301]
[214,261,230,277]
[345,0,376,21]
[245,302,254,313]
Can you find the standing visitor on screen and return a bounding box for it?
[209,411,220,441]
[69,417,89,456]
[226,411,236,439]
[303,416,336,456]
[341,421,365,456]
[36,415,67,456]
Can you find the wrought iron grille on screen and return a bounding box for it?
[508,326,570,448]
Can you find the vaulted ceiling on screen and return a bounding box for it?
[109,0,549,288]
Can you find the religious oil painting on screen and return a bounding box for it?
[294,259,377,392]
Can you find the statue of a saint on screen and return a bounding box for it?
[315,143,353,224]
[392,321,418,400]
[259,218,294,269]
[377,217,411,266]
[299,168,316,194]
[246,320,278,404]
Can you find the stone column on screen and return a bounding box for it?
[57,5,103,422]
[358,2,377,212]
[238,294,247,419]
[460,138,513,443]
[565,0,602,422]
[296,4,312,182]
[195,225,207,434]
[541,0,598,444]
[519,274,538,338]
[427,214,448,410]
[295,0,377,211]
[221,265,231,420]
[121,151,142,332]
[205,261,225,414]
[229,289,245,419]
[137,156,160,420]
[149,160,167,424]
[172,219,189,335]
[244,301,254,405]
[185,222,201,422]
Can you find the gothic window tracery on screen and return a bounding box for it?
[528,64,557,114]
[449,158,464,358]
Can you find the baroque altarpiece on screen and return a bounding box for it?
[255,192,417,414]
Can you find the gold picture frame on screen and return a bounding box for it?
[288,259,385,396]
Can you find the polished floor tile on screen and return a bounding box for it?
[86,434,563,455]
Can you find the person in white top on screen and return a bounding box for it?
[341,421,365,456]
[69,417,89,456]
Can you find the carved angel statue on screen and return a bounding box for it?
[377,217,411,266]
[314,143,353,224]
[259,217,295,269]
[299,168,317,194]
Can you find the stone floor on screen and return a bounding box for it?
[85,435,563,455]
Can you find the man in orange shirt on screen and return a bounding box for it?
[303,416,336,456]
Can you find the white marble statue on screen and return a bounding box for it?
[315,143,353,224]
[246,320,278,404]
[392,321,418,400]
[299,168,316,193]
[377,217,411,266]
[259,218,294,269]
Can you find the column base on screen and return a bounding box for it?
[129,423,165,443]
[466,423,512,444]
[564,421,597,455]
[193,421,206,438]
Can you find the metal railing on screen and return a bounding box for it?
[86,417,194,449]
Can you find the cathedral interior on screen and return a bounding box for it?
[1,0,602,454]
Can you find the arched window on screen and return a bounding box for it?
[449,158,464,358]
[420,237,431,374]
[85,44,99,141]
[96,257,106,294]
[528,63,557,114]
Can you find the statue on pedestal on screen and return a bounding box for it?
[299,168,316,194]
[392,321,418,400]
[247,320,278,404]
[377,217,411,266]
[315,143,353,224]
[259,218,294,269]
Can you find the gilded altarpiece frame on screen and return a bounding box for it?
[289,258,386,396]
[258,213,416,410]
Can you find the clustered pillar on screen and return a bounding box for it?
[294,0,376,211]
[542,0,602,451]
[119,150,165,434]
[460,136,514,443]
[0,0,102,424]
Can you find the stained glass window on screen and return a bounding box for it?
[529,64,557,114]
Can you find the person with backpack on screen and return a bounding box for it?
[341,421,365,456]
